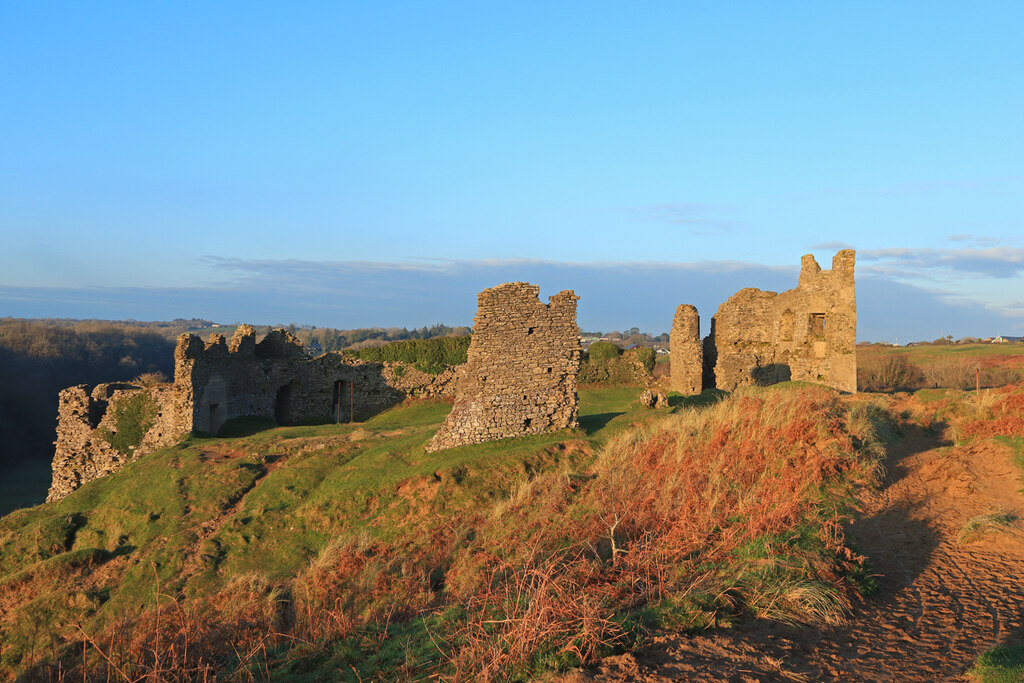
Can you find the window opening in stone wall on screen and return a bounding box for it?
[809,313,826,338]
[780,309,795,341]
[275,384,294,425]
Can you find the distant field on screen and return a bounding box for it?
[861,342,1024,365]
[858,343,1024,392]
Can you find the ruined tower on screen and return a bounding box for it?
[705,249,857,393]
[426,282,581,452]
[669,304,703,395]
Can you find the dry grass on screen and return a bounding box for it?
[958,510,1019,545]
[33,386,884,681]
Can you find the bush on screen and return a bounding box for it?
[579,344,656,386]
[347,336,470,371]
[858,355,924,392]
[629,347,656,375]
[587,341,620,362]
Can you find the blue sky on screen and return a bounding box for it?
[2,3,1022,340]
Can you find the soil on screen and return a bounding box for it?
[579,405,1024,682]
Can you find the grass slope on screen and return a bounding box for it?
[0,385,888,681]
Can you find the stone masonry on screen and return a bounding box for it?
[669,304,703,395]
[48,324,457,501]
[705,250,857,392]
[426,282,581,452]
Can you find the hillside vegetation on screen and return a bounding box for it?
[0,384,889,681]
[857,342,1024,392]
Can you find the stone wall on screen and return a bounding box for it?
[48,324,458,501]
[426,282,581,452]
[47,382,186,501]
[706,250,857,392]
[669,304,702,395]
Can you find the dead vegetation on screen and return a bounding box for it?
[10,385,889,682]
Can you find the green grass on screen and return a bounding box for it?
[970,643,1024,682]
[0,383,888,681]
[958,510,1019,544]
[0,387,645,676]
[864,343,1024,365]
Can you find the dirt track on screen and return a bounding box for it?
[584,415,1024,682]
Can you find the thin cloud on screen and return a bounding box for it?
[860,247,1024,278]
[946,234,1011,247]
[811,241,855,250]
[3,256,1021,341]
[606,202,743,234]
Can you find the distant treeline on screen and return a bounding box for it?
[278,323,472,353]
[0,319,176,471]
[0,318,472,474]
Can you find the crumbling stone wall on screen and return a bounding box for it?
[48,324,458,501]
[426,283,581,452]
[705,250,856,392]
[175,325,410,434]
[669,304,702,395]
[47,382,186,501]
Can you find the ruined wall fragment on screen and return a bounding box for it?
[426,282,581,452]
[47,382,184,501]
[48,325,458,501]
[669,304,703,395]
[707,250,857,393]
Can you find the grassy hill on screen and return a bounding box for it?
[0,385,891,681]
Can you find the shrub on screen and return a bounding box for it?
[923,359,977,390]
[579,344,655,385]
[587,341,620,362]
[348,336,470,371]
[858,355,924,392]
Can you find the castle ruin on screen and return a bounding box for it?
[671,249,857,394]
[669,304,703,395]
[48,325,455,501]
[426,282,581,452]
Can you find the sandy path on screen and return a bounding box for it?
[584,421,1024,682]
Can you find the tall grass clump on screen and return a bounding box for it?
[956,383,1024,441]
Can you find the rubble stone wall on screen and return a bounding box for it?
[48,324,457,501]
[669,304,703,395]
[47,382,185,501]
[706,250,857,392]
[426,282,581,452]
